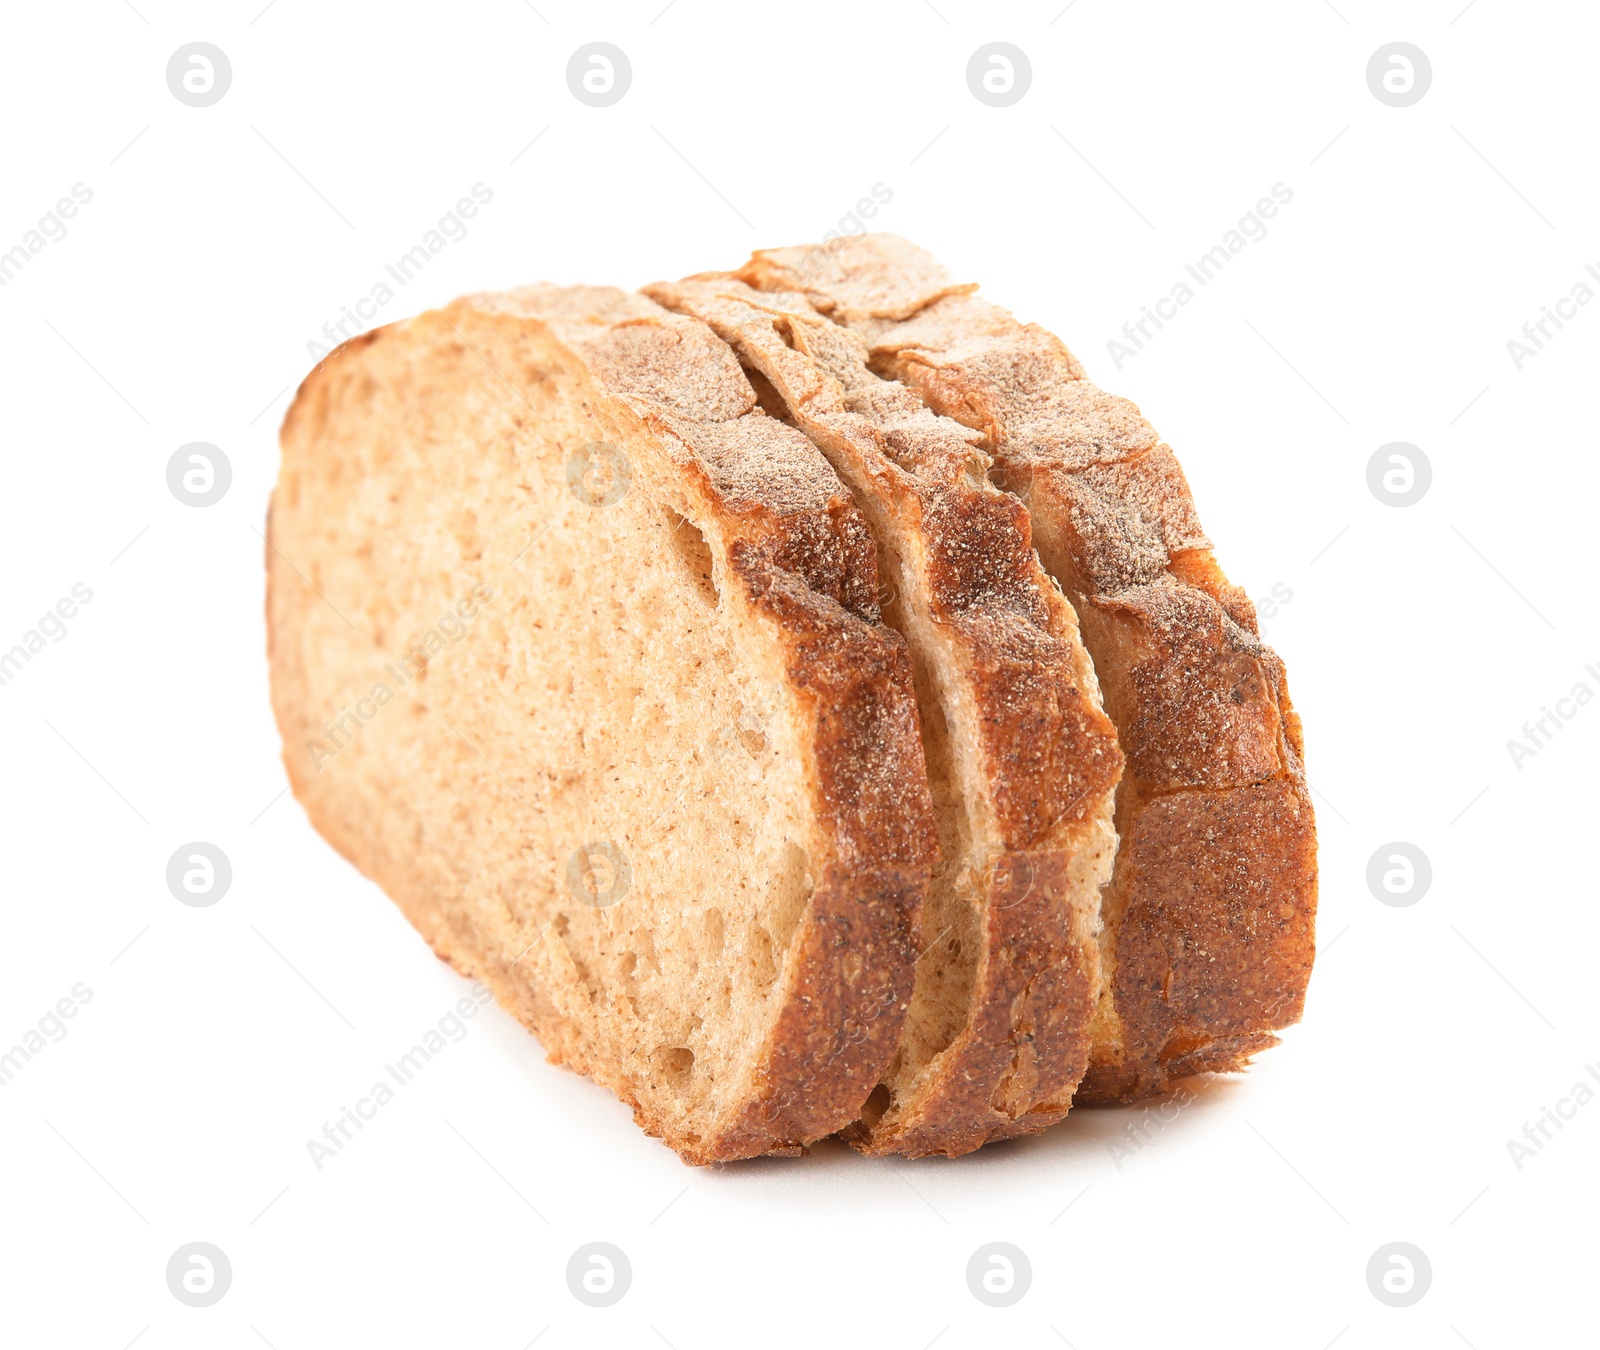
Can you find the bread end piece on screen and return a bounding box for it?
[269,289,937,1161]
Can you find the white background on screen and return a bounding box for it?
[1,2,1595,1346]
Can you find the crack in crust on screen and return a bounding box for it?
[737,236,1317,1105]
[646,275,1121,1155]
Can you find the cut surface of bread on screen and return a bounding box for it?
[268,285,938,1162]
[645,274,1122,1156]
[738,235,1317,1103]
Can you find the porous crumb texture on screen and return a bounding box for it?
[268,286,936,1163]
[646,275,1122,1157]
[739,235,1318,1104]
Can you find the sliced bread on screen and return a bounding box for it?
[645,274,1122,1155]
[738,236,1318,1103]
[268,284,937,1161]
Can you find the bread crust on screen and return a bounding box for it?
[739,236,1317,1103]
[269,287,936,1162]
[646,276,1120,1155]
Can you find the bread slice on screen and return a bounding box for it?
[738,236,1317,1103]
[645,275,1122,1156]
[267,284,938,1162]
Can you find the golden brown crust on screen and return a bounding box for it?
[271,289,937,1163]
[702,856,922,1160]
[1083,779,1316,1101]
[646,275,1121,1155]
[739,235,1317,1104]
[850,850,1101,1152]
[1077,583,1288,791]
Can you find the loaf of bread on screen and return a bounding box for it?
[268,237,1317,1163]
